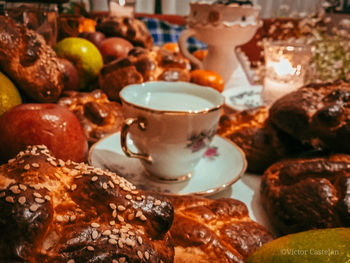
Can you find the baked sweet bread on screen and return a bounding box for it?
[0,15,64,102]
[97,16,153,49]
[99,47,191,101]
[261,154,350,235]
[269,81,350,154]
[0,145,174,262]
[218,107,309,173]
[167,194,273,263]
[58,89,124,146]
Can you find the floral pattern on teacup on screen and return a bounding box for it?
[204,146,219,160]
[186,127,217,152]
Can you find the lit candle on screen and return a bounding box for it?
[262,40,312,105]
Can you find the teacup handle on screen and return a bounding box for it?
[120,117,152,163]
[178,28,204,69]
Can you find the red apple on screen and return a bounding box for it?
[0,103,88,164]
[78,31,106,49]
[99,37,133,63]
[58,58,80,91]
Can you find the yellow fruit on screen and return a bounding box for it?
[0,71,22,116]
[54,37,103,90]
[246,228,350,263]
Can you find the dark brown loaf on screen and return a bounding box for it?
[261,154,350,235]
[0,15,64,102]
[218,107,309,173]
[269,81,350,153]
[97,16,153,49]
[58,89,124,146]
[99,47,191,101]
[0,145,174,262]
[167,195,273,263]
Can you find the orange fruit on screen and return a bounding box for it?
[78,18,96,33]
[192,49,208,61]
[54,37,103,90]
[0,71,22,116]
[190,69,225,93]
[162,42,180,53]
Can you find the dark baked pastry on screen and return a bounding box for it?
[0,145,174,262]
[97,16,153,49]
[269,81,350,154]
[261,154,350,235]
[218,107,308,173]
[167,194,273,263]
[99,47,191,101]
[58,89,124,146]
[0,15,64,102]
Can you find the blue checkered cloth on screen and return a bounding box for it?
[137,17,207,52]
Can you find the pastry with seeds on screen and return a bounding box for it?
[0,145,174,262]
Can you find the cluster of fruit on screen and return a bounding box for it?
[0,15,226,166]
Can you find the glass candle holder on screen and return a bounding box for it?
[262,40,312,105]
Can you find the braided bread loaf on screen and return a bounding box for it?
[167,195,273,263]
[0,16,64,102]
[99,47,191,101]
[58,89,124,146]
[261,154,350,235]
[0,145,174,262]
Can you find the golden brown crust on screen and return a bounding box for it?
[167,195,273,263]
[99,47,191,101]
[58,89,124,146]
[218,107,309,173]
[269,81,350,153]
[97,16,153,49]
[0,15,64,102]
[0,145,174,262]
[261,154,350,235]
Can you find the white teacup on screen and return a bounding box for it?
[120,81,224,182]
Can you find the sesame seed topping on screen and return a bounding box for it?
[137,236,143,245]
[112,210,117,218]
[117,205,126,211]
[50,160,57,166]
[109,234,118,239]
[58,159,65,167]
[109,203,117,210]
[91,222,100,228]
[112,260,118,263]
[70,215,76,222]
[137,250,143,259]
[109,238,118,245]
[109,220,116,226]
[67,260,75,263]
[56,215,64,222]
[44,195,51,201]
[140,215,147,221]
[102,182,108,190]
[29,204,39,212]
[154,200,162,206]
[71,184,77,191]
[18,196,26,204]
[35,198,45,204]
[24,164,30,170]
[136,211,142,218]
[91,176,98,182]
[112,228,119,234]
[31,163,40,168]
[87,246,94,251]
[33,192,42,198]
[10,185,21,194]
[136,196,143,201]
[119,258,126,263]
[126,238,134,247]
[5,196,15,203]
[125,194,132,200]
[117,215,125,222]
[92,230,98,240]
[118,239,124,248]
[102,230,111,236]
[19,184,27,191]
[8,158,15,164]
[144,251,150,260]
[108,181,115,188]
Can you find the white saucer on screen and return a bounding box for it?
[88,132,247,196]
[223,85,264,111]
